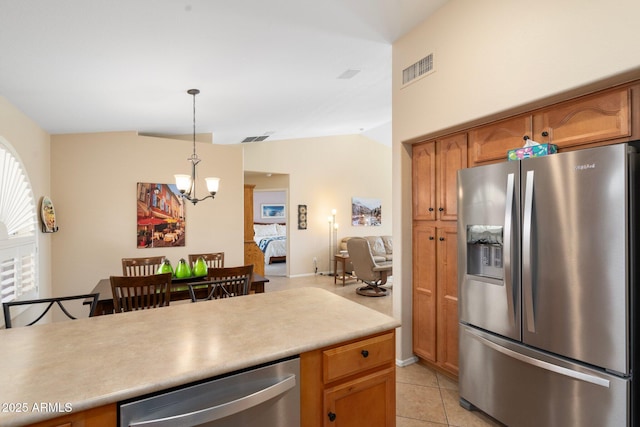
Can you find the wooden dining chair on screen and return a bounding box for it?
[188,252,225,269]
[2,293,99,328]
[121,256,166,276]
[110,273,172,312]
[188,265,253,302]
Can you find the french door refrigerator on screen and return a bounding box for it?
[457,143,639,426]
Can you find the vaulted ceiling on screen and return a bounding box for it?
[0,0,447,145]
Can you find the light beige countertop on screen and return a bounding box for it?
[0,287,400,426]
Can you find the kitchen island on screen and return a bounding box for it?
[0,287,400,426]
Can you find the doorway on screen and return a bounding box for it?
[244,172,290,277]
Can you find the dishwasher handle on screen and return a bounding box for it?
[129,374,297,427]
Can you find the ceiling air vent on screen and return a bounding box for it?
[402,53,434,87]
[242,135,270,143]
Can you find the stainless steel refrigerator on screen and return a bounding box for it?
[457,143,639,426]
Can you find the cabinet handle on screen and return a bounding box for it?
[439,237,445,241]
[361,349,369,358]
[328,412,337,422]
[428,207,434,212]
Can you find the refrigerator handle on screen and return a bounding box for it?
[503,173,516,326]
[523,169,536,333]
[468,330,610,388]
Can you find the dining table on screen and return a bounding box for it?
[88,273,270,316]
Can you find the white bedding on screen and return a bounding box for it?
[253,223,287,264]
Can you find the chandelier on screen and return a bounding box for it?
[174,89,220,205]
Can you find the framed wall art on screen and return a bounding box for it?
[351,197,381,226]
[40,196,59,233]
[136,182,186,248]
[297,204,307,229]
[261,203,286,219]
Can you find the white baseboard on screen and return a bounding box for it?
[396,356,418,367]
[288,272,318,278]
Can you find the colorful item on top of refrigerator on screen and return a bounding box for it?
[507,137,557,161]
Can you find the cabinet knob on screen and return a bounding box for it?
[438,207,444,212]
[361,349,369,358]
[328,412,337,422]
[541,131,549,137]
[439,237,445,241]
[428,207,434,212]
[429,236,435,240]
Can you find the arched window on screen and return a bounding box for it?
[0,136,38,306]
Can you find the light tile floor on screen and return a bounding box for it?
[264,272,503,427]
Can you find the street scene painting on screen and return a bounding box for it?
[137,182,186,248]
[351,197,382,226]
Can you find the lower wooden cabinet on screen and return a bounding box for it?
[412,223,458,377]
[324,367,395,427]
[26,404,116,427]
[301,331,396,427]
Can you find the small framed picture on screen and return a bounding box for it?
[261,203,286,219]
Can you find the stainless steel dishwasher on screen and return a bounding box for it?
[119,356,300,427]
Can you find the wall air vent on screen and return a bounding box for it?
[402,53,434,87]
[242,135,270,143]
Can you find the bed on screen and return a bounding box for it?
[253,223,287,264]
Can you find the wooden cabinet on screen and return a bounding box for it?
[412,224,458,377]
[532,85,631,149]
[412,133,467,221]
[244,184,264,276]
[469,85,635,166]
[468,114,532,166]
[412,223,436,362]
[412,141,436,220]
[435,227,459,375]
[301,331,396,427]
[412,132,464,377]
[26,404,116,427]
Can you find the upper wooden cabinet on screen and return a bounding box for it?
[469,85,635,166]
[469,115,532,165]
[412,133,467,221]
[412,142,436,220]
[532,86,631,148]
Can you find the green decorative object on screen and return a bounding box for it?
[156,259,174,276]
[193,256,208,277]
[175,258,192,279]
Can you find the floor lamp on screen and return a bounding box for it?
[328,209,338,275]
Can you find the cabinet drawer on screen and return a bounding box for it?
[323,332,394,383]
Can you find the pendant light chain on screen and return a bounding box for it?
[189,88,200,165]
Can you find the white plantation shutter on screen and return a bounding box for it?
[0,137,38,306]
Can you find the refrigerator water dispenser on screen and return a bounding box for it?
[466,225,503,279]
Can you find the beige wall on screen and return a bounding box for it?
[0,96,52,306]
[243,134,392,276]
[392,0,640,362]
[50,132,244,301]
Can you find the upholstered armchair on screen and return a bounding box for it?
[346,237,392,297]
